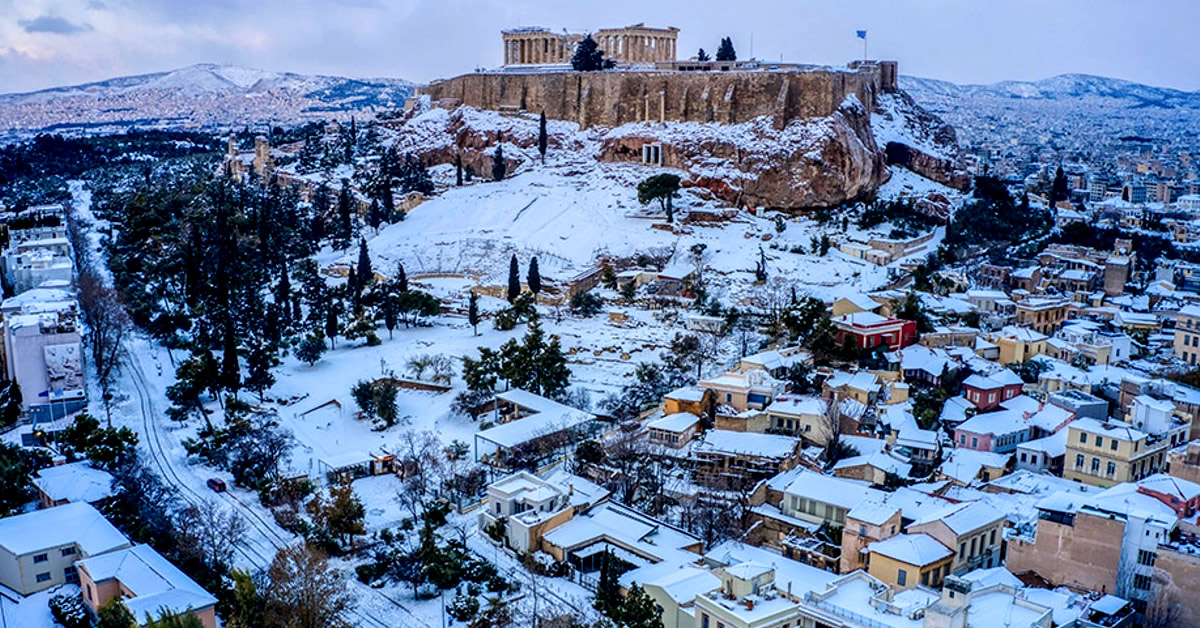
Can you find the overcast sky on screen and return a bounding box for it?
[1,0,1197,94]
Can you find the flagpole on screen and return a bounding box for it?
[864,32,868,61]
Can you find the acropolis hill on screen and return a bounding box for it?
[416,24,897,130]
[404,25,960,208]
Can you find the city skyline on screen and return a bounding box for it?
[1,0,1198,94]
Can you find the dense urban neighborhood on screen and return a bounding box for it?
[0,13,1198,628]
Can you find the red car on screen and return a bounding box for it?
[206,478,227,493]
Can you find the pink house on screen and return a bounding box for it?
[961,371,1024,411]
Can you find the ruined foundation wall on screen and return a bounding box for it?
[416,68,885,129]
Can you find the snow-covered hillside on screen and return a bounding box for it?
[0,64,414,139]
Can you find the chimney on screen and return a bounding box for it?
[569,483,574,496]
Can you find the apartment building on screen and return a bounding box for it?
[1063,418,1184,486]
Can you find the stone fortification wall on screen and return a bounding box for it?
[416,66,888,129]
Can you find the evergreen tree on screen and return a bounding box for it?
[506,254,521,304]
[537,112,548,162]
[220,326,241,396]
[244,339,278,402]
[356,238,373,285]
[397,153,434,195]
[229,569,264,628]
[0,380,21,428]
[637,173,681,223]
[325,298,341,349]
[571,34,615,71]
[455,153,463,186]
[468,292,480,336]
[96,599,135,628]
[143,610,204,628]
[696,48,710,61]
[310,182,330,245]
[396,262,408,293]
[333,180,356,250]
[618,584,665,628]
[593,550,621,616]
[274,271,293,328]
[1050,165,1069,207]
[715,36,737,61]
[492,145,507,182]
[367,198,383,231]
[527,256,542,295]
[296,332,326,365]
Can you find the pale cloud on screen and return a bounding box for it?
[18,15,93,35]
[1,0,1198,94]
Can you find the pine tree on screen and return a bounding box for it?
[697,48,710,61]
[310,183,330,245]
[571,34,614,71]
[716,36,737,61]
[324,298,341,349]
[468,292,480,336]
[593,550,621,616]
[527,256,542,295]
[356,238,373,285]
[537,112,548,162]
[96,598,135,628]
[296,332,325,365]
[506,254,521,303]
[492,145,507,182]
[1050,165,1069,207]
[228,569,264,628]
[275,271,292,328]
[455,153,463,186]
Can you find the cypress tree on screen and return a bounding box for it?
[367,198,382,231]
[325,298,340,349]
[220,325,241,395]
[527,256,542,295]
[492,145,507,182]
[455,154,463,186]
[697,48,710,61]
[506,255,521,304]
[357,238,373,284]
[396,263,408,293]
[537,112,548,162]
[468,292,480,336]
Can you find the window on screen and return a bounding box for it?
[1079,432,1088,443]
[1076,454,1085,469]
[859,524,867,537]
[33,553,47,564]
[1091,457,1100,473]
[1111,439,1118,451]
[922,571,930,586]
[1133,574,1151,591]
[897,569,907,586]
[86,584,93,602]
[1137,549,1157,567]
[1095,435,1104,447]
[990,529,996,546]
[1020,453,1027,463]
[970,537,977,556]
[959,542,967,559]
[701,616,709,628]
[1107,462,1117,477]
[60,547,75,557]
[971,437,979,448]
[960,435,967,445]
[35,572,51,583]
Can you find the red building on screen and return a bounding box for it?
[961,371,1024,411]
[832,312,918,350]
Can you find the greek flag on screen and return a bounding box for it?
[856,30,867,39]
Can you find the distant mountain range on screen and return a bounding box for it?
[901,73,1200,110]
[0,64,414,140]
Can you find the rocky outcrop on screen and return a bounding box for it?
[872,91,970,191]
[598,96,889,209]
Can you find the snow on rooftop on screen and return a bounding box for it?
[647,412,700,433]
[868,533,951,565]
[77,544,216,618]
[695,430,799,459]
[0,502,128,557]
[912,500,1004,535]
[782,471,884,510]
[32,462,115,504]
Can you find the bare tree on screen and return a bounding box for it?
[175,499,247,570]
[77,273,132,425]
[264,544,353,628]
[393,430,446,521]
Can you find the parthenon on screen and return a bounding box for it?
[501,23,678,66]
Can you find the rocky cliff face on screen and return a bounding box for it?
[872,91,970,191]
[390,90,961,209]
[597,95,888,209]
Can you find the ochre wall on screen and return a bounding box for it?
[416,68,884,129]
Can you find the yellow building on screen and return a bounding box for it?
[866,533,953,589]
[1174,305,1200,365]
[1063,417,1183,486]
[907,501,1005,575]
[1014,298,1071,335]
[988,326,1048,364]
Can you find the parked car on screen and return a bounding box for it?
[206,478,227,493]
